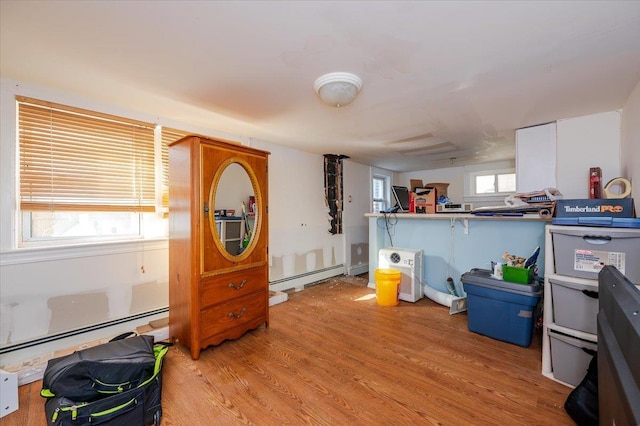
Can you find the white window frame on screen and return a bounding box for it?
[16,100,172,247]
[372,173,391,213]
[464,167,516,202]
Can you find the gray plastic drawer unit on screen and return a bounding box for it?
[550,228,640,283]
[550,277,598,334]
[549,330,597,387]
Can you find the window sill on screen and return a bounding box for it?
[0,238,168,266]
[463,194,512,203]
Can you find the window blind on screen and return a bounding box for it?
[18,96,156,212]
[159,127,189,210]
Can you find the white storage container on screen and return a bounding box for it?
[550,277,598,334]
[549,330,597,387]
[550,227,640,283]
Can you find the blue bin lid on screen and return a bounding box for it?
[461,268,542,296]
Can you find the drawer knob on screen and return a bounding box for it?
[228,279,247,290]
[228,307,247,319]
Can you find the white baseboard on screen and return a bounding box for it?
[348,263,369,276]
[0,310,168,370]
[269,291,288,306]
[269,264,345,292]
[2,322,170,387]
[140,326,169,343]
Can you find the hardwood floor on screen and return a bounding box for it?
[1,275,573,425]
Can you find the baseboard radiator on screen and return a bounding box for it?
[269,264,345,292]
[0,308,168,386]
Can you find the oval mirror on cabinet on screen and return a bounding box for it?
[209,160,258,258]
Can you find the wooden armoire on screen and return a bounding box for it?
[168,135,269,360]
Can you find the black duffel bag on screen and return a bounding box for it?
[41,335,170,426]
[41,335,156,402]
[564,352,598,426]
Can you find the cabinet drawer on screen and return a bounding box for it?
[549,277,598,334]
[199,291,267,340]
[549,330,597,387]
[201,267,266,308]
[551,228,640,282]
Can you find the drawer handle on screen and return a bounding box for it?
[228,279,247,290]
[581,347,597,357]
[228,307,247,319]
[581,290,599,299]
[582,235,612,244]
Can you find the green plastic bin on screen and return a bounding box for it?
[502,265,534,284]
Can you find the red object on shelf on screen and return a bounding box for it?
[248,196,256,215]
[589,167,602,199]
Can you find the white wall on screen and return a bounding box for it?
[621,81,640,201]
[0,79,179,366]
[0,78,355,366]
[343,160,371,275]
[247,140,347,286]
[556,111,622,198]
[215,163,253,216]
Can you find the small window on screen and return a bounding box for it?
[372,175,389,212]
[469,170,516,196]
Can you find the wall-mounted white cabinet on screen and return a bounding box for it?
[516,123,557,193]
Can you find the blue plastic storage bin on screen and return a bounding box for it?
[461,268,542,347]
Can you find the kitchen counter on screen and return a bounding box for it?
[367,213,548,294]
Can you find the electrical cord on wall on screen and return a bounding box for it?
[446,218,459,296]
[377,212,397,247]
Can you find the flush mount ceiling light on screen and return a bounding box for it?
[314,72,363,107]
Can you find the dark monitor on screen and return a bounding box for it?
[597,265,640,425]
[392,186,410,212]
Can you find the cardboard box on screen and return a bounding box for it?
[425,182,449,198]
[414,188,436,214]
[410,179,424,193]
[555,198,635,218]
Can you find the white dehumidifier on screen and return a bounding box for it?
[378,248,423,302]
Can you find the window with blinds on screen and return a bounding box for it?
[372,174,389,213]
[18,96,157,212]
[159,127,189,212]
[17,96,180,243]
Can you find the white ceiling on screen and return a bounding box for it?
[2,1,639,172]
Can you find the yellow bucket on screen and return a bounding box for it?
[375,268,402,306]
